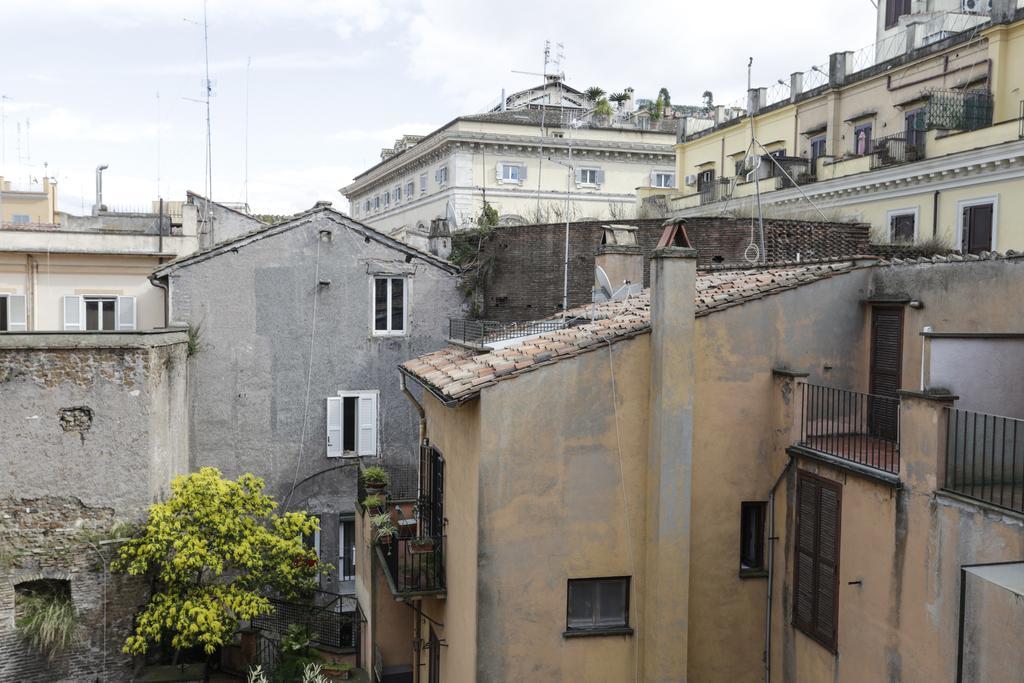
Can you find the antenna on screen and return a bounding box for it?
[244,56,251,210]
[156,91,161,199]
[183,2,214,237]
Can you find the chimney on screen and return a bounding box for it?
[624,87,635,112]
[596,225,643,292]
[790,72,804,100]
[94,164,108,215]
[642,229,697,680]
[714,105,726,125]
[747,87,767,116]
[428,218,452,260]
[829,51,854,88]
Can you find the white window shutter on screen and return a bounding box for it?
[575,168,583,184]
[520,164,528,180]
[116,296,137,331]
[596,169,606,184]
[7,295,27,331]
[326,397,343,458]
[650,171,657,186]
[357,393,377,456]
[63,296,83,330]
[495,162,503,181]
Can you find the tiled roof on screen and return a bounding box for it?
[401,261,860,404]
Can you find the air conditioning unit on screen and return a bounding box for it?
[684,174,698,187]
[961,0,991,14]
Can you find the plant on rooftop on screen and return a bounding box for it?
[322,660,354,680]
[15,582,78,662]
[584,86,606,102]
[702,90,715,114]
[112,467,322,658]
[608,91,629,105]
[361,466,389,489]
[362,493,384,510]
[593,98,614,118]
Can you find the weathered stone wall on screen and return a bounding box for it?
[462,217,870,320]
[0,330,189,681]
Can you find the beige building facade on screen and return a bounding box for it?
[358,224,1024,681]
[667,4,1024,256]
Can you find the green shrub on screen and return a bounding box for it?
[361,466,389,485]
[15,585,78,661]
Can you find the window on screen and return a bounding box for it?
[810,136,827,166]
[905,109,926,152]
[364,199,371,213]
[383,191,390,208]
[1,294,27,332]
[12,214,30,224]
[374,195,380,210]
[326,391,378,457]
[740,502,767,575]
[419,173,427,193]
[960,200,996,255]
[406,180,415,198]
[302,514,321,559]
[395,185,402,202]
[499,162,526,183]
[888,209,917,243]
[697,168,716,190]
[372,276,406,335]
[62,296,136,331]
[651,171,675,188]
[793,471,842,653]
[577,167,604,186]
[853,123,873,155]
[340,516,356,581]
[566,577,631,635]
[885,0,911,28]
[436,165,449,186]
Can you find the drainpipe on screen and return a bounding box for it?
[932,190,940,239]
[95,164,108,214]
[765,459,793,683]
[401,372,427,446]
[148,273,169,328]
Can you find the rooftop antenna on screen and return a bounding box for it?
[156,91,161,199]
[511,40,558,215]
[244,56,251,210]
[747,57,766,265]
[183,1,214,238]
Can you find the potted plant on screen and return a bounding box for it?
[409,537,435,555]
[361,466,389,491]
[371,512,397,546]
[322,662,354,680]
[361,493,384,511]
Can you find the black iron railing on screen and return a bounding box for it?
[699,178,731,205]
[944,408,1024,513]
[870,133,924,169]
[926,89,994,132]
[449,318,568,346]
[771,158,816,189]
[381,534,446,595]
[799,383,900,474]
[251,590,361,652]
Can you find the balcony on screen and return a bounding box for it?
[797,383,900,475]
[251,590,362,652]
[699,178,732,205]
[869,132,925,170]
[379,534,446,596]
[448,318,573,349]
[943,408,1024,514]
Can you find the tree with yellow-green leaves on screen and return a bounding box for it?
[113,467,323,657]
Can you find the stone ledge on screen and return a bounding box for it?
[0,328,189,350]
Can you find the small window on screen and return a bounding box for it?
[406,181,415,197]
[85,297,117,331]
[0,295,7,331]
[810,136,827,166]
[383,191,390,208]
[652,171,675,188]
[889,212,916,243]
[327,391,378,457]
[364,200,371,212]
[553,131,565,138]
[437,166,449,186]
[374,195,381,210]
[419,173,427,193]
[12,214,30,224]
[566,577,631,635]
[885,0,911,29]
[501,164,522,182]
[373,276,406,335]
[302,514,321,559]
[740,502,767,575]
[579,168,601,185]
[854,124,873,156]
[395,185,402,202]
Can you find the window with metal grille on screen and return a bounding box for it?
[566,577,631,634]
[740,501,767,574]
[793,471,842,653]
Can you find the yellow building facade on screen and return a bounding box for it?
[668,8,1024,255]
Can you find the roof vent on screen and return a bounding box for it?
[314,200,333,208]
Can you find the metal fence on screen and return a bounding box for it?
[251,591,361,652]
[926,89,994,132]
[449,318,568,346]
[699,178,732,205]
[381,535,446,594]
[870,133,925,169]
[944,408,1024,513]
[799,383,900,474]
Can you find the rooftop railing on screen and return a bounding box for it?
[799,383,900,475]
[448,318,570,347]
[869,133,925,169]
[944,408,1024,513]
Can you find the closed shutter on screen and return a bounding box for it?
[63,296,83,331]
[326,397,343,458]
[869,307,903,441]
[495,162,503,181]
[357,393,377,456]
[116,296,137,331]
[650,170,657,186]
[596,169,606,184]
[793,471,842,653]
[519,164,527,180]
[575,168,583,184]
[7,295,27,331]
[963,204,994,255]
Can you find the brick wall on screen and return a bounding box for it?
[460,218,870,320]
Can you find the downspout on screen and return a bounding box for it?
[148,272,169,328]
[401,372,427,446]
[400,373,427,683]
[932,190,940,239]
[765,458,793,683]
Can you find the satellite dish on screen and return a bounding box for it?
[595,265,614,302]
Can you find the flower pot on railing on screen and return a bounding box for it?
[409,538,435,554]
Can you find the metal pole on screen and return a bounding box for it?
[562,136,572,319]
[748,58,766,264]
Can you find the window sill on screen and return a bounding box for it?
[371,331,407,338]
[739,568,768,579]
[562,626,634,639]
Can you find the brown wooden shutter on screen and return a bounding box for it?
[793,471,842,653]
[869,306,903,441]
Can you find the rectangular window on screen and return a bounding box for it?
[501,163,522,181]
[578,167,603,186]
[652,171,675,188]
[373,276,406,335]
[889,212,916,243]
[364,200,371,212]
[697,168,716,190]
[436,166,449,185]
[340,517,356,581]
[854,123,873,155]
[0,295,7,331]
[961,202,995,255]
[85,297,117,331]
[302,514,321,559]
[793,471,842,653]
[406,181,415,197]
[810,136,827,166]
[566,577,631,635]
[395,185,402,202]
[12,214,30,224]
[420,173,427,193]
[740,501,767,574]
[885,0,911,28]
[374,195,380,210]
[383,191,390,208]
[326,391,378,457]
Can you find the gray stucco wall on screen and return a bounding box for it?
[929,337,1024,416]
[164,210,464,588]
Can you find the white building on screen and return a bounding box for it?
[341,81,680,249]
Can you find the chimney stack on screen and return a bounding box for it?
[94,164,108,215]
[428,218,452,260]
[595,225,643,293]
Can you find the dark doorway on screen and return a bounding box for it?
[428,627,441,683]
[961,203,994,255]
[869,306,903,440]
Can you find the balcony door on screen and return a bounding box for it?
[869,306,903,441]
[339,517,356,582]
[961,202,994,255]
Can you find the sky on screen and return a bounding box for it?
[0,0,877,216]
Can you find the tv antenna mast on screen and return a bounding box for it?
[512,40,567,215]
[244,56,251,210]
[184,0,214,238]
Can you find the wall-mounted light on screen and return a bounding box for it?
[909,299,924,309]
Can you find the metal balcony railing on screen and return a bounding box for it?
[380,534,446,595]
[251,590,362,652]
[944,408,1024,513]
[869,133,925,169]
[699,178,731,205]
[799,383,900,474]
[448,318,569,347]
